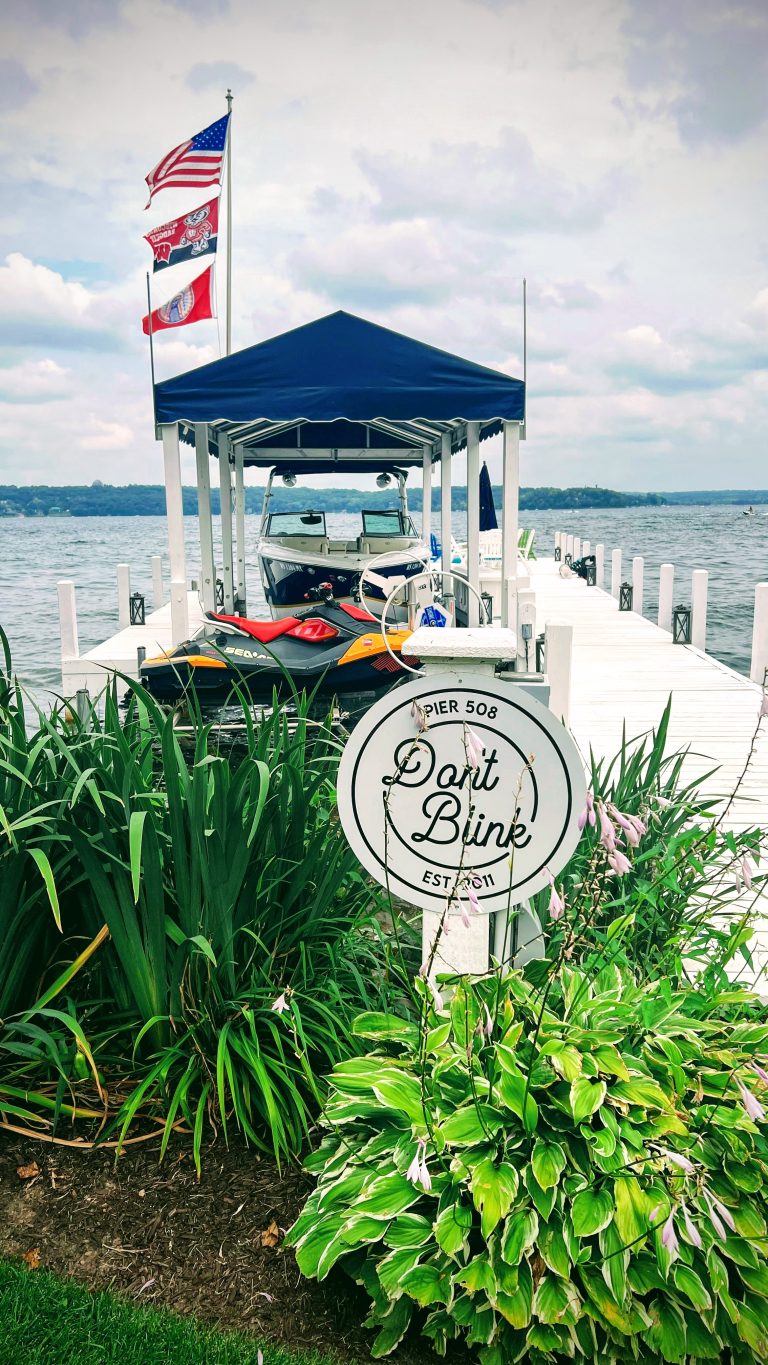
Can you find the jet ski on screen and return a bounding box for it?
[140,583,417,703]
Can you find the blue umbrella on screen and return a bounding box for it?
[479,461,498,531]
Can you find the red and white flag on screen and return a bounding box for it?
[145,113,229,207]
[142,263,215,335]
[145,197,219,272]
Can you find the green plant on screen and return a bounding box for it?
[533,700,764,987]
[0,634,402,1167]
[289,960,768,1362]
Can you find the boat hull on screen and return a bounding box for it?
[257,544,427,621]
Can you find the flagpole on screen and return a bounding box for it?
[146,271,157,428]
[225,88,233,356]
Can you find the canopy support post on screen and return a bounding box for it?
[218,437,235,614]
[235,444,246,612]
[421,445,432,548]
[161,422,189,643]
[466,422,480,627]
[501,420,520,629]
[195,423,215,613]
[440,431,452,588]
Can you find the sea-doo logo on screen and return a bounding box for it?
[337,676,585,914]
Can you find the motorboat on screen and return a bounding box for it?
[140,584,416,703]
[256,468,429,621]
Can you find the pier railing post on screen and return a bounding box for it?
[195,422,216,613]
[691,569,708,652]
[610,549,621,599]
[632,556,644,616]
[595,543,604,588]
[161,422,189,641]
[57,580,79,660]
[658,563,674,633]
[516,589,536,672]
[750,583,768,685]
[565,534,574,563]
[582,540,590,557]
[117,563,131,629]
[151,556,164,610]
[170,578,187,649]
[573,536,581,562]
[545,621,573,727]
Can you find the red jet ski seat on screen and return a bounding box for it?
[207,612,301,643]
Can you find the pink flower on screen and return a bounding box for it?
[623,823,641,848]
[258,1353,264,1365]
[708,1195,736,1233]
[419,963,444,1012]
[751,1061,768,1086]
[464,882,481,915]
[738,1079,765,1122]
[406,1139,425,1185]
[661,1211,678,1255]
[660,1148,695,1174]
[271,992,289,1015]
[407,1138,432,1192]
[741,855,754,891]
[706,1199,727,1240]
[460,903,471,929]
[627,813,647,837]
[608,803,633,833]
[597,802,617,853]
[411,700,429,732]
[607,848,632,876]
[483,1002,494,1040]
[681,1203,703,1250]
[465,727,486,770]
[578,792,596,831]
[545,867,565,921]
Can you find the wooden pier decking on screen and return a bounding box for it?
[528,556,768,974]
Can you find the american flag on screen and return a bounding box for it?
[145,114,229,207]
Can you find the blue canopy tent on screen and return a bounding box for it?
[153,310,524,630]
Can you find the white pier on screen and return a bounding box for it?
[59,588,205,699]
[528,555,768,977]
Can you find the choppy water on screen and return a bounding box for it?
[0,504,764,701]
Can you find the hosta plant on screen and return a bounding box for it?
[288,962,768,1363]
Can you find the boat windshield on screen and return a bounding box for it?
[266,510,327,537]
[362,509,415,536]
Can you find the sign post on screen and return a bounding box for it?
[338,668,586,976]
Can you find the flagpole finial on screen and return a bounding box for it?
[226,88,233,113]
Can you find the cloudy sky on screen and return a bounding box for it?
[2,0,767,492]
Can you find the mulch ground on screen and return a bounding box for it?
[0,1134,454,1364]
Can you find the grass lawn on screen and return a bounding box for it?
[0,1260,340,1365]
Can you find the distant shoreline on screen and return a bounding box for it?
[0,484,765,518]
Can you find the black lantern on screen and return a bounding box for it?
[585,559,597,587]
[554,545,562,562]
[619,581,633,611]
[481,592,493,624]
[129,591,145,625]
[215,579,225,610]
[673,604,691,644]
[564,553,572,567]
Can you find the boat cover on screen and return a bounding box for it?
[154,310,525,427]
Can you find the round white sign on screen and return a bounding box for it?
[337,674,586,915]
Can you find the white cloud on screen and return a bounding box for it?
[0,0,765,489]
[0,253,122,350]
[0,357,71,402]
[79,416,134,451]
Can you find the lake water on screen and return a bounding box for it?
[0,504,764,700]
